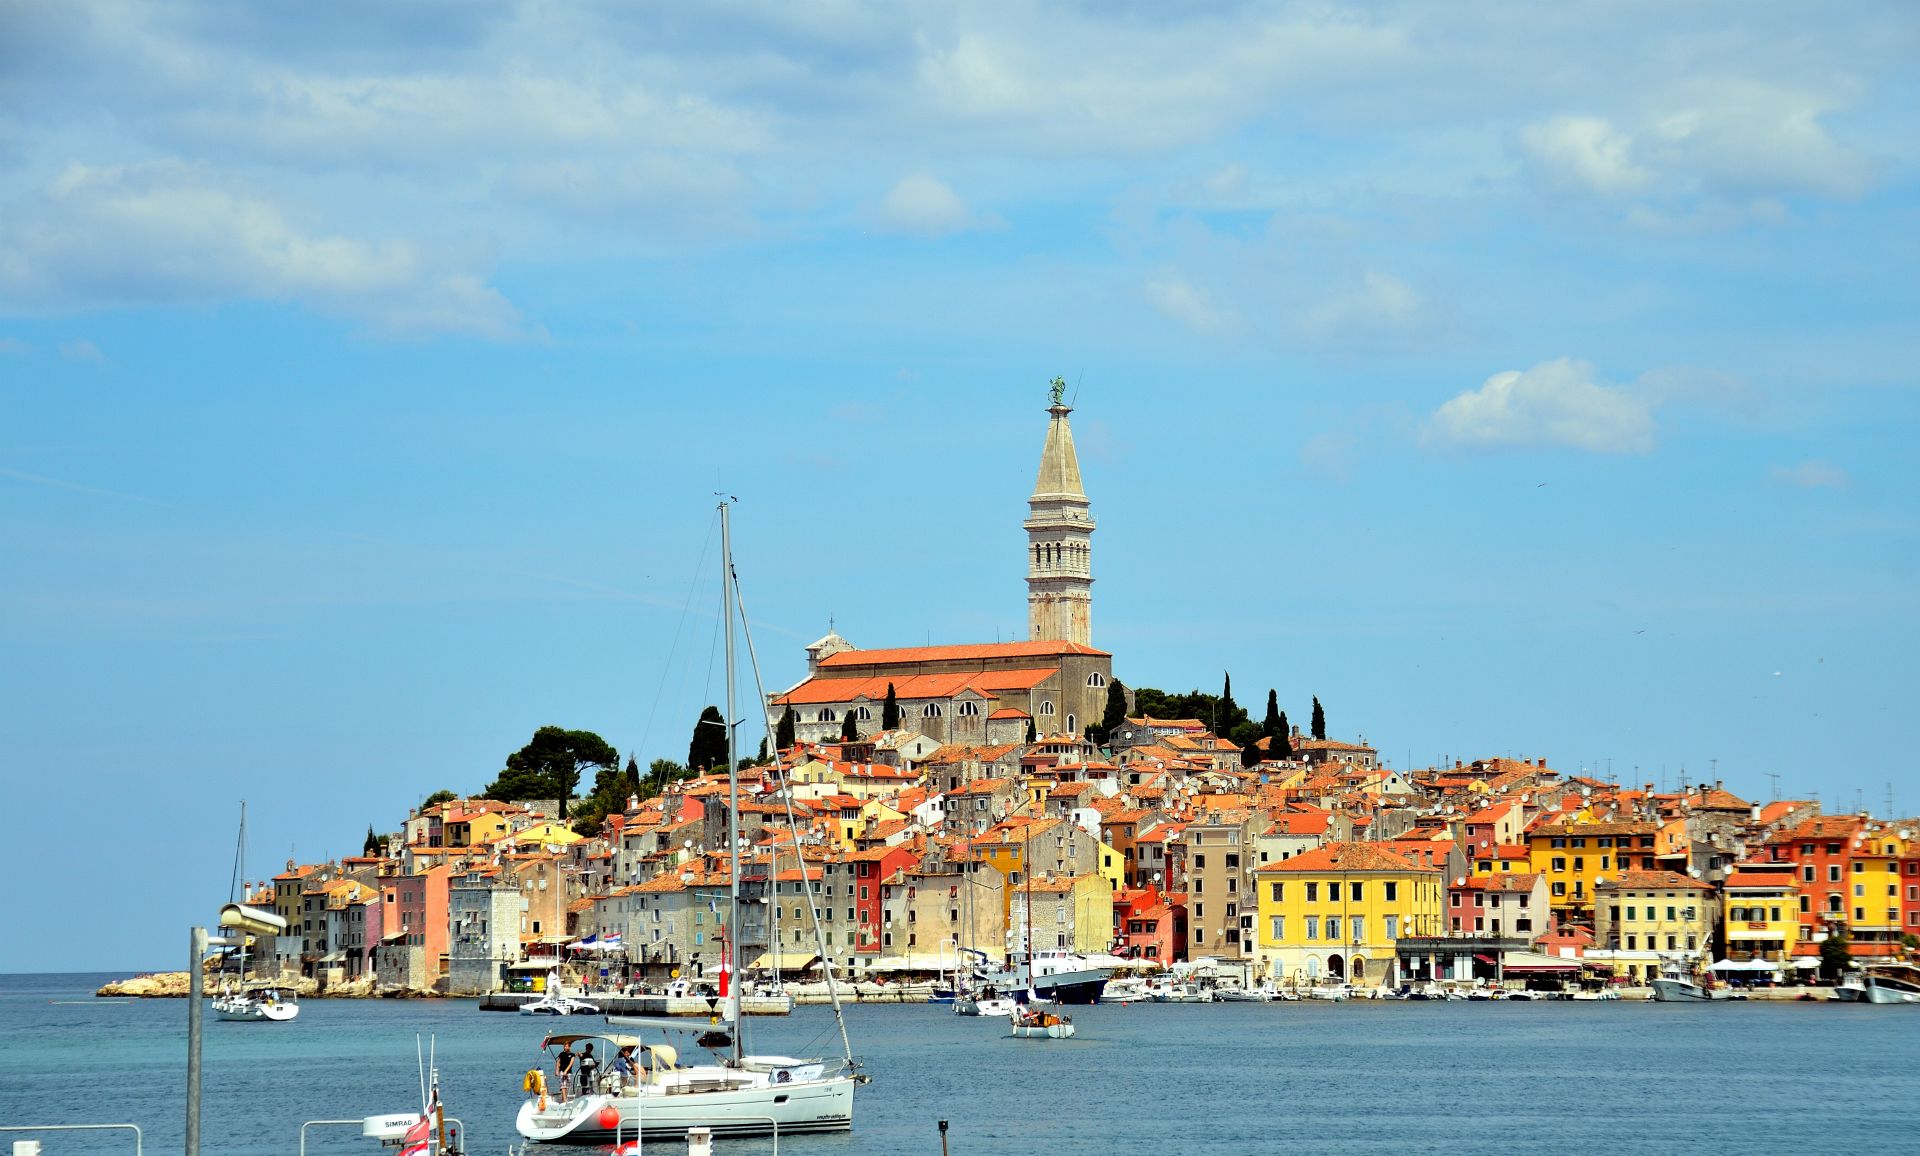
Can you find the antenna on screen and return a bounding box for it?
[1070,369,1084,408]
[1764,772,1780,802]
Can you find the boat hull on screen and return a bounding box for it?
[1010,1022,1076,1039]
[1650,979,1739,1002]
[212,998,298,1022]
[516,1076,855,1143]
[1030,973,1109,1005]
[1864,977,1920,1004]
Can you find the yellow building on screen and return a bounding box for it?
[1721,861,1801,962]
[1528,820,1664,916]
[510,821,584,848]
[1254,842,1444,988]
[1593,871,1717,981]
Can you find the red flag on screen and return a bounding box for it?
[398,1114,431,1156]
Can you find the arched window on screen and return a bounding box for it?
[817,708,837,723]
[856,706,872,721]
[1039,702,1056,716]
[1086,672,1107,688]
[1065,714,1076,734]
[957,700,979,717]
[922,703,944,718]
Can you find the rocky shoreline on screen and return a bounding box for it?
[94,972,444,999]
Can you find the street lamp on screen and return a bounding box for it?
[190,905,288,1155]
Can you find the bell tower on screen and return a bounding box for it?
[1026,379,1094,646]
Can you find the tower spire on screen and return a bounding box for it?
[1026,380,1094,646]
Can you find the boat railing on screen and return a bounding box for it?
[298,1117,464,1155]
[0,1124,143,1155]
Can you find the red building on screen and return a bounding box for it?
[849,844,921,955]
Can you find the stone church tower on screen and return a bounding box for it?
[1026,386,1095,646]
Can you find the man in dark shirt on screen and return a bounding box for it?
[577,1042,599,1096]
[554,1043,577,1101]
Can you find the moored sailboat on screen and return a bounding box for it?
[211,801,299,1023]
[514,501,863,1144]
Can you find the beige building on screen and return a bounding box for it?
[1178,811,1257,961]
[1594,870,1718,981]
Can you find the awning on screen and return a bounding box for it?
[1500,951,1582,973]
[1710,959,1780,972]
[748,952,821,971]
[866,955,958,972]
[508,960,562,971]
[1473,954,1497,965]
[1792,958,1821,969]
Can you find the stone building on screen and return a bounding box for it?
[446,866,526,995]
[771,395,1114,746]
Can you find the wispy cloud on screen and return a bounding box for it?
[1143,274,1241,338]
[1771,459,1850,489]
[0,466,168,506]
[872,174,1000,237]
[58,338,105,363]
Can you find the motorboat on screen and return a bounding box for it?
[954,985,1018,1017]
[1863,969,1920,1005]
[1214,983,1279,1003]
[1100,976,1151,1003]
[1650,976,1744,1002]
[1009,1005,1075,1040]
[1306,984,1351,1002]
[519,994,600,1016]
[975,950,1114,1005]
[213,981,299,1022]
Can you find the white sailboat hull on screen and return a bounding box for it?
[954,996,1016,1017]
[1650,978,1740,1002]
[1864,976,1920,1004]
[212,996,299,1022]
[515,1074,856,1143]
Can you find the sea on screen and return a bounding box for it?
[3,972,1917,1155]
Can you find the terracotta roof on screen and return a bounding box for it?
[817,640,1109,666]
[1256,842,1438,874]
[1265,813,1331,836]
[987,708,1031,720]
[1597,870,1711,891]
[775,667,1060,706]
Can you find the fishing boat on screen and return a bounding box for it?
[1009,1004,1075,1040]
[211,801,299,1023]
[1650,965,1745,1002]
[515,502,863,1145]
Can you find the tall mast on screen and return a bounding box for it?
[721,500,744,1064]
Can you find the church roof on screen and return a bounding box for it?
[1033,403,1086,499]
[774,667,1061,706]
[816,640,1108,667]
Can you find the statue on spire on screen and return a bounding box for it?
[1049,376,1067,407]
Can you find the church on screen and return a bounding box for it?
[772,390,1115,746]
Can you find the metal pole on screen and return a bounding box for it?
[187,925,206,1156]
[940,1119,950,1156]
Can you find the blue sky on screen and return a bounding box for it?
[2,2,1916,971]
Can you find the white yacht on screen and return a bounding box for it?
[212,981,299,1022]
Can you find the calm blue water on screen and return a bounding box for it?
[3,972,1917,1154]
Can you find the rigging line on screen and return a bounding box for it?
[733,565,857,1070]
[633,513,718,769]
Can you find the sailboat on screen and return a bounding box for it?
[515,501,863,1144]
[212,801,299,1023]
[1007,823,1080,1039]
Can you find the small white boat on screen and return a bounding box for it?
[1306,984,1351,1002]
[520,994,601,1016]
[1863,972,1920,1005]
[1214,984,1278,1003]
[1650,977,1743,1002]
[1009,1007,1075,1039]
[213,983,299,1022]
[954,993,1017,1017]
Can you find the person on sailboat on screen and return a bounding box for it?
[577,1043,599,1096]
[554,1043,577,1102]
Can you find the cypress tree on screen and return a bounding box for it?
[1241,737,1263,768]
[688,705,728,772]
[882,683,900,730]
[1091,679,1127,744]
[1263,690,1282,740]
[840,710,859,743]
[775,706,796,752]
[362,825,381,857]
[1274,711,1293,759]
[1026,716,1037,744]
[1218,672,1238,735]
[1311,696,1326,741]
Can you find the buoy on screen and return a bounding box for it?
[598,1105,622,1130]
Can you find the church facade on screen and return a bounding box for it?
[772,391,1114,746]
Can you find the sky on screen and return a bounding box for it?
[2,1,1916,972]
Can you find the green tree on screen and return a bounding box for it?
[1311,696,1326,741]
[1088,679,1127,744]
[421,789,458,808]
[1272,711,1293,759]
[1820,930,1853,982]
[1218,672,1240,736]
[1026,717,1037,744]
[484,726,619,821]
[775,706,797,752]
[569,753,644,836]
[840,710,859,742]
[688,705,728,773]
[882,683,900,731]
[1262,690,1283,740]
[651,758,690,787]
[1241,734,1263,768]
[362,825,381,857]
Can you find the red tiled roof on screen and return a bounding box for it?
[818,640,1109,666]
[1256,842,1438,874]
[775,667,1060,706]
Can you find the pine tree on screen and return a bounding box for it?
[775,706,796,752]
[840,710,859,743]
[1311,696,1326,741]
[688,705,728,772]
[1090,679,1127,744]
[882,683,900,730]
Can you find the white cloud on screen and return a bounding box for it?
[1522,116,1652,195]
[1770,459,1850,488]
[0,162,525,340]
[873,174,998,237]
[1426,357,1656,454]
[1302,270,1423,338]
[1143,274,1241,338]
[58,339,105,363]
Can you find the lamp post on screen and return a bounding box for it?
[192,904,287,1155]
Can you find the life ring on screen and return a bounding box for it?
[524,1067,547,1110]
